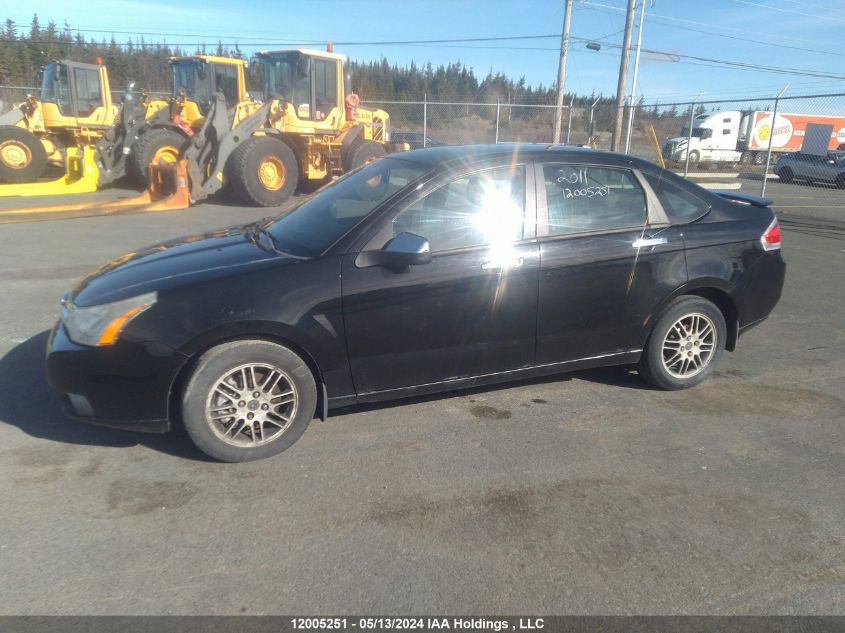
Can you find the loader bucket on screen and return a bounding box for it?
[143,159,192,211]
[0,146,100,197]
[0,158,193,224]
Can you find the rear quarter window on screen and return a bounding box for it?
[643,171,711,224]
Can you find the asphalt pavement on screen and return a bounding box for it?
[0,177,843,614]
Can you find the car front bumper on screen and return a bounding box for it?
[46,321,188,433]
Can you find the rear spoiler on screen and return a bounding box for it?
[712,190,773,207]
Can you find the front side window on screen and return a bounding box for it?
[40,63,72,114]
[263,52,311,116]
[541,164,646,236]
[388,165,526,253]
[173,60,214,104]
[642,170,711,224]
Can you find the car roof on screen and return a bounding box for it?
[388,143,657,171]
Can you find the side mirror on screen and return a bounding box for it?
[355,232,432,270]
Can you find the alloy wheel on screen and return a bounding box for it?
[660,312,717,379]
[204,363,298,447]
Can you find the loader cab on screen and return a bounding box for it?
[169,56,247,120]
[37,60,114,129]
[258,49,347,129]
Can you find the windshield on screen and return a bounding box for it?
[262,52,310,104]
[172,60,213,103]
[680,126,712,140]
[40,62,71,112]
[267,158,429,257]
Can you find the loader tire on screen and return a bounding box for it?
[0,126,47,183]
[347,140,385,171]
[229,137,298,207]
[129,128,186,186]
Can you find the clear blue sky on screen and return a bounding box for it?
[7,0,845,103]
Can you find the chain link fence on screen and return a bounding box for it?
[4,81,843,205]
[369,92,845,205]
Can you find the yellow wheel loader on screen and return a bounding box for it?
[226,47,401,206]
[0,59,166,195]
[0,47,406,220]
[127,47,406,209]
[128,55,262,186]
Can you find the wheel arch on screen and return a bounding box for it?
[260,130,304,176]
[167,321,328,429]
[643,281,739,352]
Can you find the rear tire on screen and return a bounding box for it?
[347,139,386,171]
[129,128,186,186]
[228,137,298,207]
[638,296,726,391]
[777,167,794,184]
[0,126,47,183]
[180,340,317,462]
[835,174,845,190]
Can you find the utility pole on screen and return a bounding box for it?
[611,0,637,152]
[624,0,649,154]
[553,0,574,144]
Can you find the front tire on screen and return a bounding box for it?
[228,137,298,207]
[777,167,794,183]
[180,340,317,462]
[0,126,47,183]
[639,296,726,391]
[687,150,700,165]
[129,128,186,186]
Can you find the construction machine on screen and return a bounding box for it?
[128,55,261,186]
[0,47,405,220]
[113,47,404,208]
[214,47,401,206]
[0,59,168,195]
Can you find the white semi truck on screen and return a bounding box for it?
[662,110,845,165]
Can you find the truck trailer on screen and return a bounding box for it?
[662,110,845,165]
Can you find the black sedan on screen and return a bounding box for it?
[47,145,785,462]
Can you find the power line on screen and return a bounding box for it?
[10,23,845,82]
[733,0,845,24]
[581,1,843,50]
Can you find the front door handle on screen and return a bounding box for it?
[632,237,668,248]
[481,256,524,270]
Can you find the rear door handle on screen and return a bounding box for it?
[481,256,524,270]
[632,237,668,248]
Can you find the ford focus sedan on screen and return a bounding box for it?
[47,145,785,462]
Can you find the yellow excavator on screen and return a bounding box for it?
[0,47,406,220]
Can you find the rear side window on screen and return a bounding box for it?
[73,68,102,116]
[541,164,646,236]
[642,171,711,224]
[213,63,240,107]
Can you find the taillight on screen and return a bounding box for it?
[761,218,782,251]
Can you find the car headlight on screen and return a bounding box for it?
[62,292,157,347]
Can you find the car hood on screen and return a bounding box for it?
[70,225,296,307]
